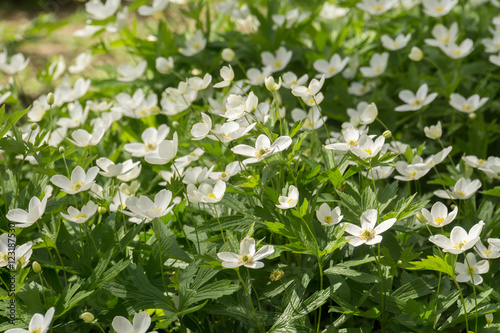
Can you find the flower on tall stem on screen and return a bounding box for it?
[217,237,274,269]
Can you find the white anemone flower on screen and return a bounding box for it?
[421,202,458,228]
[429,221,484,254]
[174,148,205,168]
[112,312,157,333]
[441,39,474,59]
[424,121,442,139]
[188,73,212,91]
[144,132,178,165]
[316,203,343,226]
[276,185,299,209]
[96,157,140,178]
[61,201,97,224]
[348,81,374,96]
[291,106,327,130]
[180,30,206,56]
[475,240,500,259]
[50,166,99,195]
[343,209,397,246]
[261,46,292,73]
[0,234,33,268]
[191,112,212,140]
[325,127,365,152]
[313,54,349,78]
[85,0,120,20]
[57,102,89,128]
[217,237,274,269]
[422,0,458,17]
[6,187,52,228]
[282,72,308,89]
[350,135,385,159]
[360,52,389,78]
[394,160,432,181]
[6,307,55,333]
[69,51,92,74]
[213,65,234,88]
[363,166,395,180]
[209,161,243,181]
[381,33,412,51]
[434,178,482,200]
[455,252,489,285]
[156,56,174,74]
[182,166,214,185]
[449,93,488,113]
[395,84,438,112]
[0,51,30,75]
[231,134,292,164]
[124,124,170,158]
[187,180,226,203]
[246,67,273,86]
[123,189,174,223]
[425,23,458,48]
[138,0,169,16]
[67,122,106,147]
[356,0,397,15]
[117,60,147,82]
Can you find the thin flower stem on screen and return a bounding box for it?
[372,245,386,332]
[212,203,227,247]
[36,221,67,286]
[38,271,48,308]
[464,255,479,332]
[246,267,263,316]
[95,322,106,333]
[316,258,324,332]
[236,268,262,332]
[154,219,168,292]
[452,276,469,332]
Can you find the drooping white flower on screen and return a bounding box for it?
[61,201,97,224]
[112,311,157,333]
[381,33,412,51]
[264,76,282,92]
[343,209,397,246]
[138,0,169,16]
[117,60,147,82]
[6,187,52,228]
[424,121,442,139]
[174,148,205,168]
[85,0,121,20]
[186,180,226,203]
[316,203,343,226]
[421,202,458,228]
[429,221,484,254]
[276,185,299,209]
[67,124,105,147]
[217,237,274,269]
[313,54,349,78]
[50,166,99,195]
[449,93,488,113]
[395,83,438,112]
[231,134,292,164]
[261,46,292,73]
[455,252,489,285]
[188,73,212,91]
[434,178,482,200]
[356,0,398,15]
[46,56,66,80]
[5,307,55,333]
[422,0,458,17]
[124,124,170,157]
[144,132,178,165]
[0,234,33,268]
[69,51,92,74]
[213,65,234,88]
[360,52,389,78]
[182,166,214,185]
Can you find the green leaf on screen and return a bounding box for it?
[407,255,454,277]
[324,266,380,283]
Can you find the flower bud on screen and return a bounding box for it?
[221,48,235,62]
[265,76,282,92]
[59,146,65,153]
[486,313,493,326]
[31,123,38,131]
[468,113,476,120]
[191,68,201,76]
[382,130,392,138]
[97,206,107,214]
[46,92,55,106]
[397,260,403,265]
[81,312,94,323]
[416,212,426,223]
[408,46,423,62]
[32,261,42,273]
[172,121,180,127]
[270,268,284,281]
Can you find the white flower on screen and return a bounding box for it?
[343,102,378,128]
[475,240,500,259]
[0,51,30,75]
[123,189,174,223]
[325,127,365,151]
[118,60,147,82]
[482,35,500,53]
[69,51,92,74]
[67,124,105,147]
[174,148,205,168]
[462,155,489,169]
[221,48,235,62]
[191,112,212,140]
[395,84,438,112]
[319,3,349,19]
[187,180,226,203]
[343,209,396,246]
[6,189,52,228]
[124,124,170,157]
[231,134,292,164]
[455,252,489,285]
[188,73,212,91]
[360,52,389,78]
[96,157,140,178]
[209,161,243,181]
[425,23,458,48]
[347,81,374,96]
[421,202,458,228]
[441,39,474,59]
[50,166,99,195]
[117,160,142,182]
[57,101,89,128]
[363,166,394,180]
[180,30,206,56]
[291,106,327,130]
[0,234,33,268]
[356,0,397,15]
[47,56,65,80]
[350,135,385,159]
[434,178,482,200]
[217,237,274,269]
[313,54,349,78]
[222,92,258,121]
[112,312,157,333]
[246,67,273,85]
[429,221,484,254]
[408,46,424,61]
[0,91,11,106]
[381,33,412,51]
[213,65,234,88]
[394,160,432,181]
[156,56,174,74]
[85,0,121,20]
[449,93,488,113]
[61,201,97,224]
[422,0,458,17]
[424,121,442,139]
[276,185,299,209]
[489,52,500,67]
[316,203,343,226]
[261,46,292,73]
[138,0,169,15]
[291,75,325,99]
[182,166,214,185]
[144,132,178,165]
[264,76,282,91]
[281,72,308,89]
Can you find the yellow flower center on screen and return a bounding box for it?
[273,60,283,69]
[372,4,385,12]
[287,197,294,204]
[327,66,337,73]
[18,257,25,266]
[408,171,418,179]
[478,159,486,165]
[462,104,474,112]
[220,172,229,179]
[434,217,445,225]
[364,148,373,155]
[411,99,423,107]
[255,147,271,158]
[192,42,201,51]
[393,41,400,48]
[484,249,492,255]
[434,5,445,12]
[466,266,475,275]
[238,254,254,265]
[137,109,148,116]
[324,216,333,224]
[453,240,467,249]
[75,213,88,219]
[208,193,217,199]
[145,142,157,152]
[456,190,466,197]
[453,49,462,56]
[359,228,376,241]
[189,152,197,157]
[29,328,42,333]
[152,206,163,211]
[374,66,382,74]
[304,120,313,128]
[0,252,9,265]
[346,140,358,146]
[70,181,85,191]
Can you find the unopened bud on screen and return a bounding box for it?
[270,268,284,281]
[46,93,55,106]
[97,206,107,214]
[397,260,403,265]
[450,204,457,210]
[221,48,235,62]
[172,121,179,127]
[81,312,94,323]
[59,146,65,153]
[416,212,426,223]
[191,68,201,76]
[32,261,42,273]
[468,113,476,120]
[31,123,38,131]
[382,130,392,138]
[265,76,282,92]
[408,47,423,62]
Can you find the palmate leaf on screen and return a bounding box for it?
[407,255,454,277]
[324,266,380,284]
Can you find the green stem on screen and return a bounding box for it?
[236,268,262,332]
[212,204,227,247]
